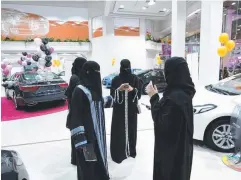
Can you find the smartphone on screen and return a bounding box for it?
[123,83,129,89]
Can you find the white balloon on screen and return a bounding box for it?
[22,61,27,66]
[39,58,46,66]
[3,59,9,64]
[6,64,12,70]
[34,38,42,46]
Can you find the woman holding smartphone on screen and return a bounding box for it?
[110,59,142,164]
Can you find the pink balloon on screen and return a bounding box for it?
[22,61,27,66]
[50,47,54,53]
[1,62,6,69]
[18,60,22,65]
[3,68,9,75]
[6,65,12,70]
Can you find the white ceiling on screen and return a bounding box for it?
[1,1,105,9]
[112,1,171,18]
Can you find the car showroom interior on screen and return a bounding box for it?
[1,0,241,180]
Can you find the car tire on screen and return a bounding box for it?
[5,89,11,100]
[204,117,235,152]
[13,93,21,110]
[142,83,148,95]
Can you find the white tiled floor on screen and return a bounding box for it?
[1,87,240,179]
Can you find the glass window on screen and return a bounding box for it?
[213,74,241,95]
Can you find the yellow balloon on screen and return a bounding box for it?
[156,56,162,65]
[219,33,229,44]
[56,60,60,67]
[225,40,235,52]
[217,46,228,57]
[112,58,116,66]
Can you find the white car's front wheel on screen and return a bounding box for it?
[205,118,235,152]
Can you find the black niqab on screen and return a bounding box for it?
[164,57,196,98]
[119,59,132,82]
[82,61,102,101]
[72,57,87,79]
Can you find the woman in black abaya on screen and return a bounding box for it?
[110,59,142,164]
[65,57,87,165]
[146,57,196,180]
[69,61,110,180]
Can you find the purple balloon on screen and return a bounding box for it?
[49,47,54,53]
[1,62,6,69]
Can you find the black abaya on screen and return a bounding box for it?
[110,74,142,163]
[65,57,87,165]
[69,86,109,180]
[150,57,195,180]
[150,92,194,180]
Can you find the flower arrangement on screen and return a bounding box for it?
[146,31,153,41]
[2,37,90,43]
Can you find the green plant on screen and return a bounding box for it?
[49,37,54,42]
[146,32,153,41]
[56,39,61,42]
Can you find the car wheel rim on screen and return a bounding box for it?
[14,95,18,108]
[212,124,234,150]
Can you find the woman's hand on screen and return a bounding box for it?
[146,81,158,97]
[118,84,128,91]
[128,85,134,92]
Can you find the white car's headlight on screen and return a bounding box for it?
[193,104,217,114]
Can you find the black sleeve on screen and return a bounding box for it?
[150,94,161,122]
[129,76,142,100]
[110,77,124,104]
[69,87,88,149]
[110,77,118,98]
[65,75,80,99]
[103,95,114,108]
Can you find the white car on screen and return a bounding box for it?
[193,73,241,152]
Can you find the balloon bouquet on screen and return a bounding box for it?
[217,33,236,79]
[1,59,13,81]
[17,52,36,72]
[31,38,55,79]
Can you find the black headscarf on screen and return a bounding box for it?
[119,59,132,82]
[164,57,196,98]
[71,57,87,79]
[82,61,102,101]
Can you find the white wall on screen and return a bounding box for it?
[2,4,88,21]
[89,17,149,77]
[90,36,146,78]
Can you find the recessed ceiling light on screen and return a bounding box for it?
[232,2,236,5]
[148,0,156,6]
[119,5,124,9]
[142,6,147,10]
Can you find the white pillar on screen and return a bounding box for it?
[199,1,223,86]
[171,0,186,57]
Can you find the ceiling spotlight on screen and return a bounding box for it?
[232,2,236,5]
[142,6,147,10]
[147,0,156,6]
[119,5,124,9]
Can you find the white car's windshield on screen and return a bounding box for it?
[212,74,241,95]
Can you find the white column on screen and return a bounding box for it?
[199,1,223,86]
[171,0,186,57]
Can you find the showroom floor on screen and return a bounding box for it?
[1,88,240,180]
